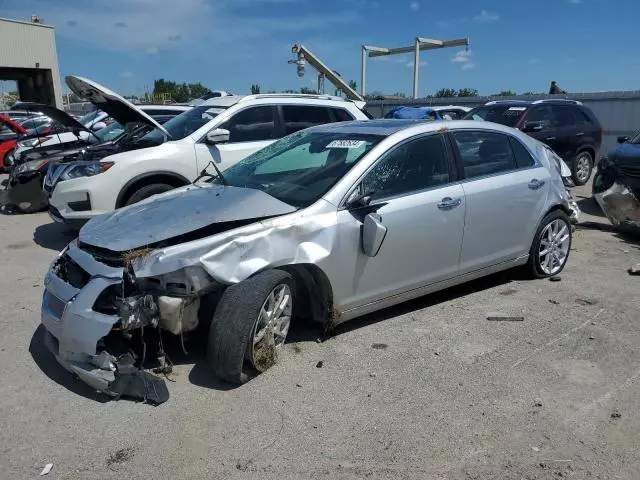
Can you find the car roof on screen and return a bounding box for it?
[199,93,362,109]
[139,104,191,111]
[309,118,536,139]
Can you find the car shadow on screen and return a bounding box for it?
[331,270,515,338]
[29,325,110,403]
[576,196,605,218]
[33,222,77,251]
[1,178,8,187]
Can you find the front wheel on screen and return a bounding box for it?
[572,151,593,186]
[123,183,173,206]
[527,210,572,278]
[207,270,295,384]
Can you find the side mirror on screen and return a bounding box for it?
[522,121,544,133]
[362,213,387,257]
[91,121,106,132]
[617,136,630,144]
[205,128,230,145]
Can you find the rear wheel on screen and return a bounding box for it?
[123,183,173,206]
[207,270,295,384]
[526,210,572,278]
[572,151,592,186]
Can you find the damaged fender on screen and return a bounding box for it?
[594,181,640,231]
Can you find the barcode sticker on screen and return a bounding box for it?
[326,140,365,149]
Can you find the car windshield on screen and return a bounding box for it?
[463,106,528,127]
[212,130,383,208]
[78,110,103,127]
[141,105,227,143]
[93,121,125,142]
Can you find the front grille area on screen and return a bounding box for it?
[52,253,91,289]
[77,242,125,267]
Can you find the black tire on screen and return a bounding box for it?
[207,270,295,384]
[123,183,173,206]
[526,210,572,279]
[571,151,593,186]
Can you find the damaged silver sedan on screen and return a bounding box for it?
[40,120,574,400]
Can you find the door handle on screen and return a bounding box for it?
[437,197,462,210]
[528,179,545,190]
[546,137,556,141]
[575,132,584,137]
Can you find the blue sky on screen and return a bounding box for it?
[2,0,639,97]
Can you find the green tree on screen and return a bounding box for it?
[281,89,297,93]
[364,91,386,100]
[348,80,357,91]
[435,88,457,98]
[456,88,478,97]
[495,90,516,97]
[391,92,406,98]
[152,79,211,103]
[250,84,261,95]
[300,87,318,94]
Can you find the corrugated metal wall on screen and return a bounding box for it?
[0,18,63,107]
[366,92,640,154]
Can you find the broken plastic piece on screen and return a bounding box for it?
[40,463,53,476]
[628,263,640,276]
[594,181,640,231]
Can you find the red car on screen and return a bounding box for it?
[0,114,27,172]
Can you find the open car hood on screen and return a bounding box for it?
[79,184,297,252]
[14,102,90,132]
[66,76,169,137]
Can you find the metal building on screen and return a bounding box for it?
[0,16,63,108]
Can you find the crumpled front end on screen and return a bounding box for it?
[39,240,220,403]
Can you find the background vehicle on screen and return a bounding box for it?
[46,85,370,227]
[1,106,190,214]
[0,110,37,121]
[40,119,574,393]
[464,99,602,185]
[18,115,53,131]
[384,105,470,121]
[0,114,27,171]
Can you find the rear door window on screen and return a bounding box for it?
[330,108,356,122]
[220,106,277,143]
[509,137,536,168]
[282,105,333,135]
[526,106,554,128]
[550,105,575,127]
[452,131,518,179]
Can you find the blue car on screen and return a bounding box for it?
[384,106,441,121]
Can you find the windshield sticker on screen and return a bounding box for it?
[508,107,527,111]
[326,140,365,149]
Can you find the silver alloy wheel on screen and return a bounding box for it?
[251,283,293,371]
[575,154,591,183]
[538,219,571,275]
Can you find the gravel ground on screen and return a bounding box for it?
[1,177,639,479]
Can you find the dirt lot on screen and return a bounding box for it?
[1,178,639,479]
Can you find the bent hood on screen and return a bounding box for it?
[66,76,169,137]
[79,184,297,252]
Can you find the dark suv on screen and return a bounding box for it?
[464,99,603,185]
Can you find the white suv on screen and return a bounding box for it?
[46,89,370,227]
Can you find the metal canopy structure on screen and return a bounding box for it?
[361,36,469,99]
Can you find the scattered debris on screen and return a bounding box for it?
[549,276,562,282]
[39,463,53,476]
[106,447,136,467]
[534,398,543,407]
[292,344,303,353]
[628,263,640,276]
[369,372,377,378]
[589,336,595,340]
[532,446,540,452]
[575,298,598,306]
[316,361,324,368]
[296,383,302,388]
[433,351,440,356]
[487,313,524,322]
[611,410,622,419]
[623,249,630,254]
[548,299,560,305]
[371,343,388,350]
[499,289,518,296]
